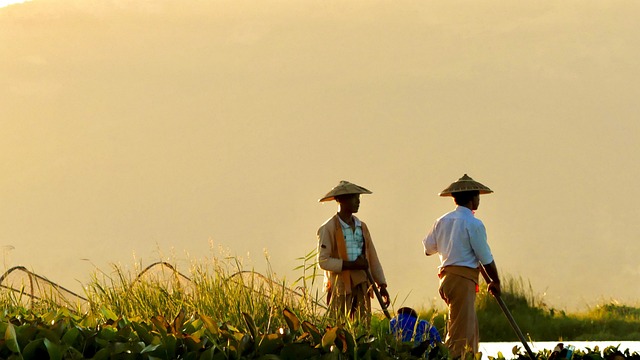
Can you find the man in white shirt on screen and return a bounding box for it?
[423,174,501,358]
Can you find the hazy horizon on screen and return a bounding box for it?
[1,0,639,312]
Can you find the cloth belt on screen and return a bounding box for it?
[438,265,480,284]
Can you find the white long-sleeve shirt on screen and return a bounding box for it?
[423,206,493,269]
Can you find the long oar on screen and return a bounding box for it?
[364,268,392,319]
[361,240,391,319]
[479,265,536,360]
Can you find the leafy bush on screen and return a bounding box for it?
[1,250,640,359]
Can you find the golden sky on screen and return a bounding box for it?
[1,0,639,312]
[0,1,29,8]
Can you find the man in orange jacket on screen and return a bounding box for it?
[317,180,390,326]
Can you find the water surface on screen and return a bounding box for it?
[479,341,640,359]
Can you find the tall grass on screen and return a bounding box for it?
[81,250,335,336]
[2,250,640,345]
[474,275,640,342]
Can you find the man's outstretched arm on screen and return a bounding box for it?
[480,260,501,297]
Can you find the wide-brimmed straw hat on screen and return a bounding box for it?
[438,174,493,197]
[319,180,372,202]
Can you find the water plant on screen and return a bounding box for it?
[0,248,639,359]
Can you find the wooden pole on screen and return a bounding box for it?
[361,237,391,319]
[365,269,392,319]
[479,265,537,360]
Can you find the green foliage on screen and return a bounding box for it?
[475,275,640,342]
[0,307,429,359]
[1,251,640,359]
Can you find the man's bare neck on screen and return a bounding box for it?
[337,211,353,224]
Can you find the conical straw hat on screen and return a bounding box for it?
[438,174,493,197]
[319,180,372,202]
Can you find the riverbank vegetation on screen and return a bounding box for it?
[0,249,638,359]
[414,275,640,342]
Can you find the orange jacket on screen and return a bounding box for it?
[317,214,387,295]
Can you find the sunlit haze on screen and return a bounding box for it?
[0,0,29,8]
[1,0,639,312]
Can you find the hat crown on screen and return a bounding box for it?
[319,180,372,202]
[438,174,493,197]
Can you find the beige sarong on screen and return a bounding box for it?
[328,281,372,328]
[438,266,480,358]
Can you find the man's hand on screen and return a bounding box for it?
[480,261,501,297]
[488,281,501,297]
[379,285,391,307]
[343,255,369,270]
[353,255,369,270]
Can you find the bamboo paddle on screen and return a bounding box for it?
[361,239,391,319]
[479,264,537,360]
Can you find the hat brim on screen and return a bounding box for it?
[439,188,493,197]
[319,181,372,202]
[438,174,493,197]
